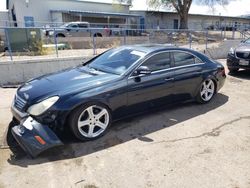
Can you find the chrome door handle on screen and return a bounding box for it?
[165,77,174,81]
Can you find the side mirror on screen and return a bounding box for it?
[134,66,151,76]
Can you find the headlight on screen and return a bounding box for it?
[229,47,235,55]
[27,96,59,116]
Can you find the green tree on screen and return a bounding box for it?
[147,0,233,29]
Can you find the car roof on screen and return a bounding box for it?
[117,44,207,62]
[68,22,90,24]
[119,44,194,54]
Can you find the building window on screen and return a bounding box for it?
[24,16,34,27]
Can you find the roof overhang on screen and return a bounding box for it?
[131,10,250,21]
[50,10,141,18]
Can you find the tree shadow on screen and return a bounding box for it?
[6,93,228,167]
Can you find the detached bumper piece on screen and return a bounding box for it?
[11,117,63,158]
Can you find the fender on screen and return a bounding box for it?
[192,71,218,98]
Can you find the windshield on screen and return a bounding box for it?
[59,23,69,28]
[87,48,146,75]
[244,38,250,44]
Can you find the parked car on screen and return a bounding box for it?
[10,44,226,157]
[45,22,105,37]
[220,26,236,31]
[206,25,215,30]
[227,38,250,73]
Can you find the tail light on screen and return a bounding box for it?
[218,67,226,77]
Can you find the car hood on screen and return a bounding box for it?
[17,66,120,103]
[235,43,250,52]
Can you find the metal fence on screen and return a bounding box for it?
[0,26,249,62]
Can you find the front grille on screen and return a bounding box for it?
[235,51,250,60]
[14,94,27,111]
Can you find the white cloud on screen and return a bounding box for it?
[190,0,250,16]
[0,0,6,11]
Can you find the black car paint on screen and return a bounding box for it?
[11,123,62,158]
[11,46,226,157]
[227,39,250,70]
[227,53,250,70]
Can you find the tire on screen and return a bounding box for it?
[68,103,112,141]
[94,33,102,37]
[196,79,216,104]
[228,68,239,73]
[56,33,65,37]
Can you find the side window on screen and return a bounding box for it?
[68,24,78,28]
[195,57,203,64]
[173,52,195,67]
[142,52,171,72]
[78,24,89,28]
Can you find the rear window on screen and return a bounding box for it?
[173,52,195,67]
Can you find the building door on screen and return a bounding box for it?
[140,17,145,31]
[173,19,179,29]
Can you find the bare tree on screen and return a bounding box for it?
[147,0,233,29]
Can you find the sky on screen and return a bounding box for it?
[0,0,250,16]
[130,0,250,16]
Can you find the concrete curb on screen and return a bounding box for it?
[0,56,91,86]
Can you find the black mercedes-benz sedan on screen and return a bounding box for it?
[10,44,226,157]
[227,38,250,73]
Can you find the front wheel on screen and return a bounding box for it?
[69,103,111,141]
[196,79,216,103]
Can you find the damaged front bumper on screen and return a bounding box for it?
[11,106,63,158]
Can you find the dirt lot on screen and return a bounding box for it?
[0,60,250,188]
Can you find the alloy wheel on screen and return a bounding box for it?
[77,105,109,138]
[200,79,215,102]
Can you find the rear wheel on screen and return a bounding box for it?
[69,103,111,141]
[196,79,216,103]
[93,33,102,37]
[56,33,65,37]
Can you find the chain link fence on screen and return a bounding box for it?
[0,26,249,62]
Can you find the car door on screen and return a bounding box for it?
[127,52,175,110]
[78,23,90,37]
[66,24,79,37]
[171,51,204,101]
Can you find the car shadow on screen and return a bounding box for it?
[7,93,228,167]
[228,69,250,80]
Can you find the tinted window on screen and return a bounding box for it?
[195,57,203,64]
[173,52,195,67]
[143,52,171,71]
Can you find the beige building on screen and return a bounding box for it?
[130,10,250,30]
[5,0,140,27]
[0,10,9,26]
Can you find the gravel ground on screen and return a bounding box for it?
[0,60,250,188]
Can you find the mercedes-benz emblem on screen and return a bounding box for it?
[243,52,249,58]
